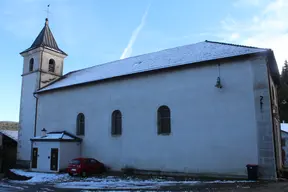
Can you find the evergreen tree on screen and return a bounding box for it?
[279,60,288,122]
[282,60,288,84]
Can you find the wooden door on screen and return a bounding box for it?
[32,148,38,168]
[50,148,58,171]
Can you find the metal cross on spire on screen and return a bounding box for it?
[46,4,51,19]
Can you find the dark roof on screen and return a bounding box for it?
[37,40,280,93]
[0,130,18,142]
[20,18,67,55]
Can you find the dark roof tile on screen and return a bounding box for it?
[20,18,67,55]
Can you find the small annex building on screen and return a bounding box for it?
[30,129,82,172]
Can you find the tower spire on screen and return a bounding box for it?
[19,10,67,56]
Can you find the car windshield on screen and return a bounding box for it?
[70,159,81,165]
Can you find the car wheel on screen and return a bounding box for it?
[81,171,87,177]
[101,166,106,173]
[68,172,73,176]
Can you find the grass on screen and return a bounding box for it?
[0,121,19,130]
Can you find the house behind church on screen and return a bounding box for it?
[17,18,282,180]
[0,130,18,173]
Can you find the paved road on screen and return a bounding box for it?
[0,180,262,192]
[0,181,80,192]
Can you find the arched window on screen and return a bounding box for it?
[29,58,34,72]
[76,113,85,135]
[48,59,55,72]
[111,110,122,136]
[157,105,171,135]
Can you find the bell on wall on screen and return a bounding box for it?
[215,77,223,89]
[215,63,223,89]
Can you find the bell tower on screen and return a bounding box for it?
[17,18,67,167]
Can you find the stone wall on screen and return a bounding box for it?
[251,56,277,180]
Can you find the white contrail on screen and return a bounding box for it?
[120,4,151,59]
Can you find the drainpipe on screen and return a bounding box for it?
[33,49,43,137]
[33,93,38,137]
[30,92,38,170]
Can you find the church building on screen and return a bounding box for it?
[17,18,282,180]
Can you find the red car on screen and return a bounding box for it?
[67,157,106,177]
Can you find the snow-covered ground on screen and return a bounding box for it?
[8,169,256,190]
[9,169,70,184]
[54,176,200,190]
[54,177,255,190]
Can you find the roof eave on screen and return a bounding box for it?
[20,45,67,56]
[0,132,18,142]
[30,138,82,142]
[36,51,268,94]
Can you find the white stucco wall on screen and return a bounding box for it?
[40,49,64,76]
[22,50,41,74]
[31,141,60,172]
[36,58,260,177]
[18,72,39,161]
[40,49,65,88]
[59,142,81,171]
[18,48,66,163]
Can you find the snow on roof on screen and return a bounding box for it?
[0,130,18,141]
[31,131,81,141]
[38,40,269,93]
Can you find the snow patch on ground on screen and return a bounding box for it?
[0,183,25,190]
[207,180,256,183]
[55,177,200,190]
[9,169,70,184]
[54,176,255,190]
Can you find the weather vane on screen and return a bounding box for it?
[46,4,50,19]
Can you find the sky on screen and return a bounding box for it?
[0,0,288,121]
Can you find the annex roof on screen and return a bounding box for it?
[30,131,82,142]
[37,40,277,93]
[0,130,18,142]
[20,18,67,56]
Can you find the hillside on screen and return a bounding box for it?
[0,121,19,131]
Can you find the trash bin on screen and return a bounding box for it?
[246,164,258,180]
